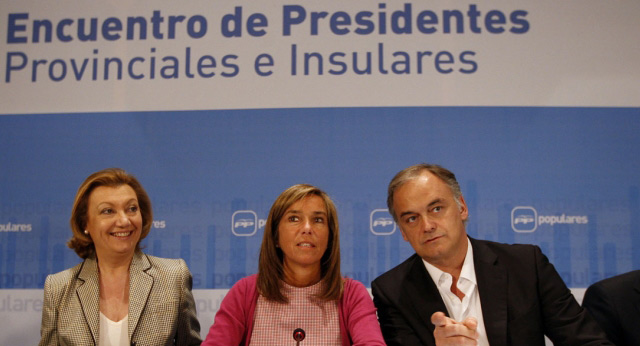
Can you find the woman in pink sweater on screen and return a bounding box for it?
[203,184,385,346]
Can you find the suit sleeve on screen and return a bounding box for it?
[39,275,58,346]
[341,279,386,346]
[533,246,612,346]
[371,279,425,346]
[176,260,203,346]
[582,283,620,345]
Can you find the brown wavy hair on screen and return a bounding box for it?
[67,168,153,259]
[257,184,343,303]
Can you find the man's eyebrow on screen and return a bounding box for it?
[399,210,415,219]
[398,198,443,218]
[427,198,443,208]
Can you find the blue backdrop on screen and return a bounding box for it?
[2,106,639,290]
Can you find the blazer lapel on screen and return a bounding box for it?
[402,255,448,345]
[471,238,508,346]
[128,251,153,340]
[76,257,101,344]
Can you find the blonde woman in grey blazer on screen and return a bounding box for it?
[39,168,201,346]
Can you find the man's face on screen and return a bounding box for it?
[392,172,469,270]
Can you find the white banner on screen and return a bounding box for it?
[2,0,639,114]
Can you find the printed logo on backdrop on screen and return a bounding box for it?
[231,210,266,236]
[370,209,396,235]
[152,220,166,229]
[511,206,538,233]
[0,222,32,232]
[511,206,588,233]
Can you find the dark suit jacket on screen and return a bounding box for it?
[371,237,611,346]
[39,251,202,346]
[582,270,640,345]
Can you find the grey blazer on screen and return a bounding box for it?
[39,251,202,346]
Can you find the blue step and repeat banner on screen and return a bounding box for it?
[1,1,640,344]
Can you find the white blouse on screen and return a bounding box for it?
[99,312,129,346]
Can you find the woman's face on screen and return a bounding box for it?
[85,184,143,260]
[277,195,330,275]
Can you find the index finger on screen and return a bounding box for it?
[430,311,452,327]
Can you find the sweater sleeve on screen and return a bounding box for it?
[341,279,386,346]
[202,276,255,346]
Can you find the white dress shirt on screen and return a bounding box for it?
[423,238,490,346]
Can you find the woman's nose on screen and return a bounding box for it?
[300,219,312,234]
[116,212,131,227]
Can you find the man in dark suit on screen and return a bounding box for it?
[582,270,640,345]
[371,163,611,346]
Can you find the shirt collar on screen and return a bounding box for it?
[423,237,476,286]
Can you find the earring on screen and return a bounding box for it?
[84,230,89,235]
